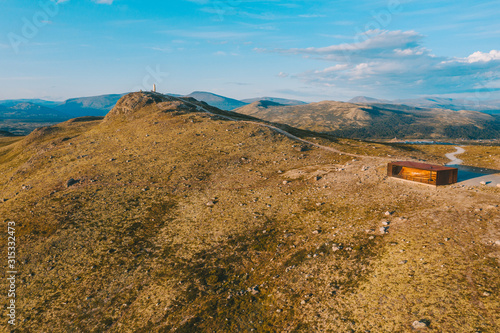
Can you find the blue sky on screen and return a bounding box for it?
[1,0,499,102]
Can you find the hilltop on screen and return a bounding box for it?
[0,92,499,332]
[235,100,500,140]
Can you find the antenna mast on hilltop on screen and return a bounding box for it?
[153,84,156,92]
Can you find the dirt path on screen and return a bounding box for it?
[445,146,465,165]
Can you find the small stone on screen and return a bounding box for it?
[382,221,390,226]
[248,286,260,295]
[109,158,116,161]
[369,236,375,240]
[445,238,451,241]
[66,178,78,188]
[316,202,324,206]
[300,300,306,305]
[398,260,408,265]
[482,291,491,297]
[314,176,322,181]
[412,320,428,329]
[312,229,321,234]
[384,211,393,216]
[494,240,500,246]
[379,227,388,234]
[206,201,215,207]
[283,180,289,185]
[277,170,283,174]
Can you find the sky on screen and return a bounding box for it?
[1,0,500,102]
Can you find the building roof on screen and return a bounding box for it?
[389,161,458,172]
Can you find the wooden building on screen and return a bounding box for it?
[387,161,458,186]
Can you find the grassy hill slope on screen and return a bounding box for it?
[0,92,499,332]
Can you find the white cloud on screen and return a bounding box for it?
[462,50,500,63]
[275,30,424,62]
[271,30,500,97]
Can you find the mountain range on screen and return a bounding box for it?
[349,96,500,115]
[235,100,500,140]
[0,92,306,122]
[2,91,500,139]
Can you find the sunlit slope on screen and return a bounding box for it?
[0,92,498,332]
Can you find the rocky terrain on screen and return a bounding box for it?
[0,92,499,332]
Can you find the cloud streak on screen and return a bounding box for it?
[268,30,500,98]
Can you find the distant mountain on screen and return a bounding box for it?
[0,99,62,109]
[0,102,70,121]
[235,100,500,139]
[349,96,500,115]
[55,94,126,117]
[241,97,307,106]
[185,91,248,110]
[0,130,16,137]
[348,96,391,104]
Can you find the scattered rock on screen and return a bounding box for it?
[66,178,79,188]
[382,221,390,226]
[384,211,393,216]
[314,176,322,181]
[109,158,116,162]
[248,286,260,295]
[482,291,491,297]
[312,229,322,235]
[331,244,341,251]
[412,320,428,329]
[295,145,309,152]
[398,260,408,265]
[379,227,388,234]
[282,180,289,185]
[206,201,215,207]
[316,202,325,206]
[480,181,487,185]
